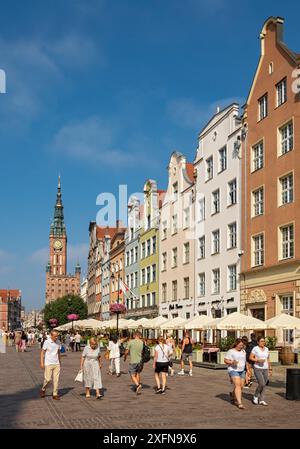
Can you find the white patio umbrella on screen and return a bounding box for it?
[160,316,187,330]
[54,322,74,331]
[100,318,135,330]
[203,312,265,331]
[185,314,213,330]
[128,318,150,329]
[264,313,300,330]
[76,319,103,330]
[143,316,169,329]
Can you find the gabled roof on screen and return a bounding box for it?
[96,226,118,240]
[199,103,239,138]
[0,289,21,300]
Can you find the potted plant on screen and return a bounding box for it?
[217,336,235,364]
[265,336,279,363]
[192,343,203,363]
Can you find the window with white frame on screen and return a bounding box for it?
[212,230,220,254]
[172,247,178,268]
[134,271,138,287]
[253,187,264,216]
[219,146,227,172]
[228,179,237,205]
[252,141,264,171]
[172,214,178,234]
[126,274,130,287]
[184,242,190,264]
[198,273,205,296]
[281,295,294,343]
[198,198,205,222]
[162,283,167,302]
[146,239,151,256]
[279,121,293,155]
[152,235,157,254]
[228,264,237,291]
[184,277,189,299]
[258,94,268,120]
[130,273,134,289]
[212,189,220,214]
[146,293,151,307]
[126,251,130,266]
[162,220,167,240]
[280,224,294,259]
[172,280,178,301]
[252,234,264,266]
[135,246,138,262]
[152,264,156,282]
[162,252,167,271]
[146,266,151,283]
[276,78,287,106]
[141,268,145,285]
[206,156,213,181]
[183,207,190,229]
[130,248,134,265]
[141,242,146,259]
[212,268,220,294]
[173,182,178,201]
[280,173,293,205]
[228,222,237,249]
[152,292,156,306]
[198,236,205,259]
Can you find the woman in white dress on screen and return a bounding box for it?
[80,337,103,399]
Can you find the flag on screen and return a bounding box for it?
[119,280,130,296]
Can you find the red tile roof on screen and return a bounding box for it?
[96,226,118,240]
[186,163,195,183]
[0,289,21,300]
[158,190,167,208]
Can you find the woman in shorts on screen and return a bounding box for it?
[224,338,246,410]
[153,335,172,395]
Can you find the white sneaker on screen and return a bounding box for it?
[189,371,193,376]
[259,401,268,406]
[178,370,185,375]
[252,396,259,405]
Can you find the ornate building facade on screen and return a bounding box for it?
[45,178,81,304]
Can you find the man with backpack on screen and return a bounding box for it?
[124,331,145,394]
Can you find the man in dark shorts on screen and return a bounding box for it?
[124,331,144,394]
[178,331,193,376]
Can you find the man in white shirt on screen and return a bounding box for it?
[40,330,61,400]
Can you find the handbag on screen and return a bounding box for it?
[75,370,83,382]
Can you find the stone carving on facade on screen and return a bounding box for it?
[247,288,267,303]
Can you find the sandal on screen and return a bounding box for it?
[85,394,91,399]
[237,403,245,409]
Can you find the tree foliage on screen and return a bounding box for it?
[43,294,87,327]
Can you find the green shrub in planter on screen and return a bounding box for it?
[219,336,235,352]
[265,336,277,350]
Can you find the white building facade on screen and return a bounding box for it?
[194,104,242,318]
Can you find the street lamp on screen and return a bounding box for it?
[109,262,125,334]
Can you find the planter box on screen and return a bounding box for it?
[269,350,279,364]
[150,346,155,357]
[217,351,226,365]
[192,350,203,363]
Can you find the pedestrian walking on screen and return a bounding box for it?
[80,337,103,399]
[241,336,252,388]
[75,332,81,352]
[178,331,193,376]
[64,333,71,351]
[153,336,173,394]
[165,333,175,376]
[20,331,27,352]
[40,330,61,400]
[249,336,272,406]
[70,334,75,352]
[107,335,121,377]
[224,338,246,410]
[8,331,14,347]
[124,331,144,395]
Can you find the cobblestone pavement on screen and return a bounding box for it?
[0,345,299,429]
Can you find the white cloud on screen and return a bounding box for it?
[49,115,155,168]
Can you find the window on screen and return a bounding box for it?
[151,292,156,306]
[227,223,236,250]
[206,156,213,181]
[219,146,227,172]
[172,214,178,234]
[126,274,130,287]
[184,242,190,264]
[228,179,237,205]
[198,273,205,296]
[134,271,138,288]
[146,266,151,283]
[228,264,237,291]
[186,312,191,320]
[141,268,145,285]
[183,208,190,229]
[280,224,294,259]
[258,94,268,120]
[212,230,220,254]
[173,182,178,201]
[184,277,189,299]
[253,187,264,216]
[212,189,220,214]
[146,293,151,307]
[281,295,294,343]
[147,214,151,229]
[152,264,156,282]
[130,249,134,264]
[172,248,178,268]
[279,121,293,155]
[198,236,205,259]
[280,173,293,205]
[212,269,220,294]
[162,252,167,271]
[253,234,264,266]
[198,198,205,222]
[141,242,146,259]
[152,236,157,254]
[172,280,178,301]
[252,141,264,171]
[134,246,138,262]
[130,273,134,289]
[276,78,287,106]
[162,283,167,302]
[126,252,130,267]
[147,239,151,256]
[141,295,145,308]
[162,220,167,240]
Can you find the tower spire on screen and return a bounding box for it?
[50,176,66,237]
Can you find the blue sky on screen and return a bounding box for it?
[0,0,299,310]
